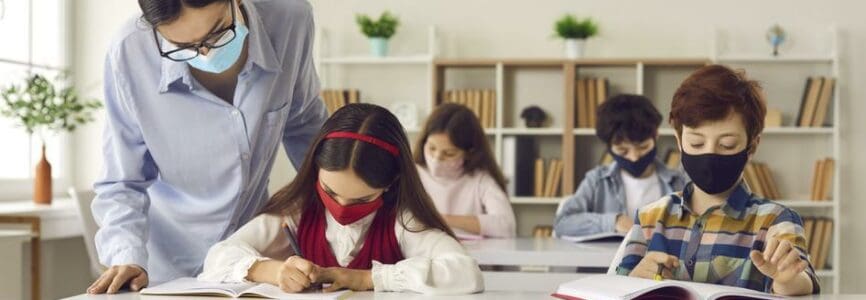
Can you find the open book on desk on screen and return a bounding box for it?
[558,231,625,243]
[140,277,351,299]
[552,274,784,300]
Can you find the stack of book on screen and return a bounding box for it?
[575,77,609,128]
[795,77,836,127]
[442,89,497,128]
[320,89,360,115]
[742,162,782,200]
[802,217,834,270]
[810,158,835,201]
[534,158,564,197]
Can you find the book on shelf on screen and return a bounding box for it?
[514,137,538,196]
[442,88,497,128]
[502,136,518,196]
[552,274,784,300]
[575,78,609,129]
[812,78,835,127]
[796,77,835,127]
[764,108,783,128]
[600,152,613,165]
[810,158,835,201]
[534,158,545,197]
[532,158,564,197]
[320,89,359,115]
[803,216,833,270]
[742,162,781,200]
[663,149,681,170]
[533,225,554,238]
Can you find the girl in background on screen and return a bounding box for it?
[414,103,516,238]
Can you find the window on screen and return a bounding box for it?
[0,0,71,200]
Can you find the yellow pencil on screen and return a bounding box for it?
[654,263,664,281]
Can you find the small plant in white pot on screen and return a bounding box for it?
[356,11,400,57]
[555,15,598,59]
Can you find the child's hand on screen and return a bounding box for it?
[750,237,809,284]
[314,267,373,292]
[628,251,679,280]
[277,256,320,293]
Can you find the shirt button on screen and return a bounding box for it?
[231,109,240,116]
[687,259,695,266]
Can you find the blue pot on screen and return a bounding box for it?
[370,37,389,57]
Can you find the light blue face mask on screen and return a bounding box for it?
[187,23,249,74]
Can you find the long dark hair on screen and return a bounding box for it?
[263,104,454,237]
[413,103,507,191]
[138,0,230,26]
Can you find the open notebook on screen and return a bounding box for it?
[140,278,351,299]
[559,232,625,243]
[552,275,784,300]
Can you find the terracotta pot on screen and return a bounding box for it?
[34,143,52,205]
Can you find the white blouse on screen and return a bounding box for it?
[197,208,484,295]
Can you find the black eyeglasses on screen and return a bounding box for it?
[152,1,238,62]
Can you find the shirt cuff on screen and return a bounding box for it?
[371,261,404,292]
[104,247,148,272]
[602,212,620,233]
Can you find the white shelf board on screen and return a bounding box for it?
[320,55,433,65]
[405,127,498,136]
[500,128,563,136]
[714,55,834,64]
[775,200,835,208]
[511,197,562,205]
[575,127,833,136]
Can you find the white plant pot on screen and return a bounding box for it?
[564,39,586,59]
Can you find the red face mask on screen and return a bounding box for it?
[316,181,384,225]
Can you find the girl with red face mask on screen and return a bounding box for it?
[198,103,483,294]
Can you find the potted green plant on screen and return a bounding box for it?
[1,73,102,204]
[554,15,599,59]
[356,11,400,57]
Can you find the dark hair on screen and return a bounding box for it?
[670,64,766,146]
[596,94,662,145]
[413,103,507,191]
[262,103,454,238]
[138,0,230,26]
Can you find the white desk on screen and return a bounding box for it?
[0,198,83,239]
[60,291,866,300]
[463,238,619,292]
[61,291,551,300]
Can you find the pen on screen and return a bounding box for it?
[283,222,323,290]
[654,263,664,281]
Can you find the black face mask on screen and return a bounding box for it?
[611,147,657,177]
[680,146,749,194]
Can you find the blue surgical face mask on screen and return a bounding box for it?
[186,23,249,74]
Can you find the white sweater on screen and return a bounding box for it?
[197,209,484,295]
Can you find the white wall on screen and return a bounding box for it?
[71,0,866,293]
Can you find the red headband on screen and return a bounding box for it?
[323,131,400,157]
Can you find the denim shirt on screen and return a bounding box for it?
[553,160,687,237]
[91,0,327,284]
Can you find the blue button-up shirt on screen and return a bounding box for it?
[92,0,326,284]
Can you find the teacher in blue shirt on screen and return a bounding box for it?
[88,0,326,294]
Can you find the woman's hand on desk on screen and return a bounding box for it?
[87,264,148,294]
[314,267,373,292]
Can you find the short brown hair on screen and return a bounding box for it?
[670,64,766,145]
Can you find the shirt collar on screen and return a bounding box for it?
[157,1,282,93]
[674,182,751,220]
